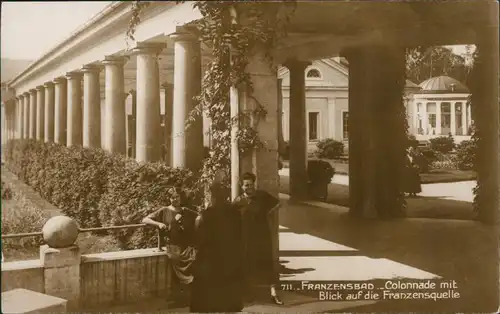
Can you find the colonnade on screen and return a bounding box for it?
[2,29,204,172]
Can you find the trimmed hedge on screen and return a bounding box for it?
[429,134,455,154]
[455,139,476,170]
[4,139,199,249]
[316,139,344,159]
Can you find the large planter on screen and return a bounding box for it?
[307,160,335,201]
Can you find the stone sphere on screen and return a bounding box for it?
[42,216,79,248]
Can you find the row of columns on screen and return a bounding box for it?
[4,30,204,172]
[414,101,471,136]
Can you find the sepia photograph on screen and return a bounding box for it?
[1,0,499,313]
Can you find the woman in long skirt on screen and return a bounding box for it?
[190,182,244,313]
[142,187,197,305]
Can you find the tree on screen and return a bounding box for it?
[406,46,474,84]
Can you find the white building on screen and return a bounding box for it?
[279,58,472,151]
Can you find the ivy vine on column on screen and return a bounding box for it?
[127,1,296,191]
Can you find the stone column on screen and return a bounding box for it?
[436,102,442,135]
[17,96,23,139]
[413,102,419,134]
[36,86,45,141]
[467,103,472,127]
[473,10,499,224]
[230,83,240,201]
[171,32,203,172]
[128,90,137,158]
[284,59,311,201]
[327,98,336,140]
[343,45,407,219]
[54,77,68,145]
[450,102,456,135]
[29,89,37,139]
[23,93,30,139]
[82,64,102,149]
[131,42,165,162]
[162,83,173,165]
[422,102,428,135]
[66,71,83,147]
[461,103,467,135]
[44,82,55,142]
[102,56,128,154]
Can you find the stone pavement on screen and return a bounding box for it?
[97,197,497,313]
[279,168,475,203]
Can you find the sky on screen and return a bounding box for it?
[1,2,471,62]
[1,1,112,60]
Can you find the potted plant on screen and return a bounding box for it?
[307,160,335,201]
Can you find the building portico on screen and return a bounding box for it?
[2,1,498,223]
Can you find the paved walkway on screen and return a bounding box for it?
[279,169,475,203]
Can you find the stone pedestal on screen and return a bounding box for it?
[1,288,67,313]
[40,245,81,309]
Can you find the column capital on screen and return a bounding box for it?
[169,31,199,43]
[81,63,103,73]
[102,55,129,66]
[66,71,83,80]
[29,88,37,95]
[44,81,55,88]
[23,92,30,97]
[131,42,166,56]
[53,76,67,84]
[283,59,312,71]
[36,85,45,92]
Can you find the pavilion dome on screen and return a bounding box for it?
[418,75,469,94]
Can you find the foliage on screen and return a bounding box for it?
[454,140,476,170]
[1,180,13,200]
[407,134,419,149]
[406,45,474,83]
[315,139,344,159]
[307,159,335,184]
[1,185,50,250]
[4,139,198,249]
[429,153,458,171]
[127,1,296,193]
[279,141,290,160]
[429,134,455,154]
[413,147,437,173]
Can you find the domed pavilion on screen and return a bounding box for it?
[407,75,472,143]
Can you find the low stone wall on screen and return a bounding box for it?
[1,248,173,309]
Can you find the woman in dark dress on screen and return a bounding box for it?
[190,182,244,313]
[404,147,422,196]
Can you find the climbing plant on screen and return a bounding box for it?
[127,1,296,192]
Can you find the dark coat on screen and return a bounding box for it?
[189,203,244,313]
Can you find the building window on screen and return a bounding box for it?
[342,111,349,140]
[308,112,319,141]
[441,102,451,135]
[306,68,322,79]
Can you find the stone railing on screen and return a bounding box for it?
[1,216,172,311]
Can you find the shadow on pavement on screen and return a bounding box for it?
[279,201,498,312]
